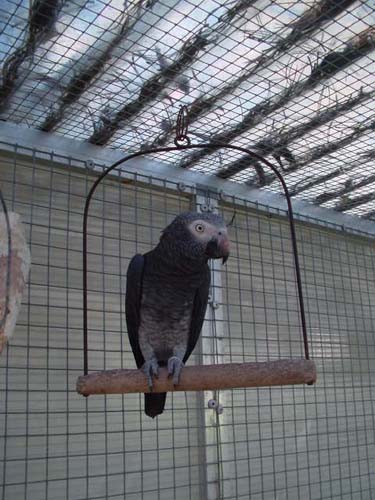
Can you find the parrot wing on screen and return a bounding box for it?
[125,254,145,369]
[126,254,167,418]
[183,264,211,364]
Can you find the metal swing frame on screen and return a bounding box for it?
[77,108,316,396]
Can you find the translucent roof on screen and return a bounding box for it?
[0,0,374,218]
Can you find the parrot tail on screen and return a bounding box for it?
[144,392,167,418]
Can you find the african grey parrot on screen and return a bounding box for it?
[125,211,230,418]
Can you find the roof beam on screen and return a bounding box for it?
[39,0,152,132]
[216,88,373,180]
[363,210,375,221]
[289,149,375,197]
[335,191,375,212]
[263,120,375,185]
[313,171,375,206]
[218,119,375,188]
[180,27,375,169]
[87,0,260,145]
[143,0,358,151]
[0,0,61,113]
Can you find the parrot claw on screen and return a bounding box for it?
[142,358,159,390]
[167,356,184,386]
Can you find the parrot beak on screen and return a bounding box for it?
[205,235,230,264]
[219,232,230,264]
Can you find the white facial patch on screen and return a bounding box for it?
[187,220,227,243]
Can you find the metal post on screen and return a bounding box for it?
[196,192,225,500]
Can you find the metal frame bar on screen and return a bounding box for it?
[81,143,311,377]
[1,122,375,237]
[196,194,223,500]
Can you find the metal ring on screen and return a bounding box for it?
[174,135,191,147]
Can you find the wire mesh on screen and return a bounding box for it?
[0,144,375,499]
[0,0,374,218]
[219,200,375,498]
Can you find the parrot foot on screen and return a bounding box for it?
[167,356,184,386]
[142,358,159,390]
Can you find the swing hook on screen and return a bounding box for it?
[174,105,191,147]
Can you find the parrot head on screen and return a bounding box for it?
[160,211,230,264]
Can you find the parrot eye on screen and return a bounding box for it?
[195,223,205,233]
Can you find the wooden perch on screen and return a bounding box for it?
[76,359,316,396]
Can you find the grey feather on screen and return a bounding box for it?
[125,211,229,418]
